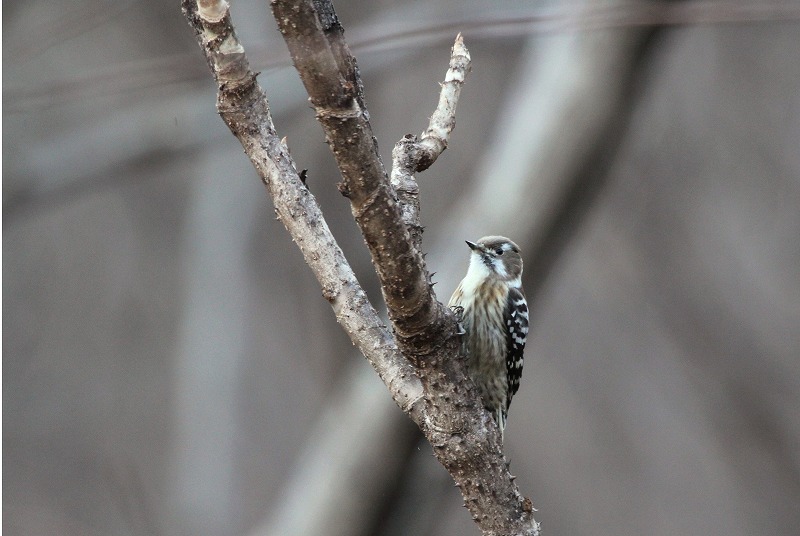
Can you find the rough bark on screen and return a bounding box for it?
[271,0,449,361]
[181,0,423,420]
[390,33,471,250]
[183,0,540,533]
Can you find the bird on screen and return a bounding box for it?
[448,236,529,441]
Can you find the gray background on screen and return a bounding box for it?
[4,1,799,535]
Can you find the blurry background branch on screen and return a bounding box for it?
[5,0,799,535]
[4,1,800,115]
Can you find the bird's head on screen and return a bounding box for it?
[465,236,523,283]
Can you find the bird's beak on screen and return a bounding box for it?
[465,240,478,251]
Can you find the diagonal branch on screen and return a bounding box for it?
[181,0,423,419]
[271,0,450,360]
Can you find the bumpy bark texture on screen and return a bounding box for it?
[184,0,540,533]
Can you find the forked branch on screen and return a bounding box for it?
[271,0,450,359]
[183,0,539,533]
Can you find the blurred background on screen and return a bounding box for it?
[4,0,800,535]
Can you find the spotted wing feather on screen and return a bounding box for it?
[503,286,528,409]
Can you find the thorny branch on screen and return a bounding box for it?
[183,0,540,533]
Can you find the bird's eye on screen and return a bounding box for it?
[495,248,504,256]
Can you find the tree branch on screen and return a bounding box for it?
[181,0,423,419]
[271,0,449,360]
[184,0,540,533]
[391,33,471,250]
